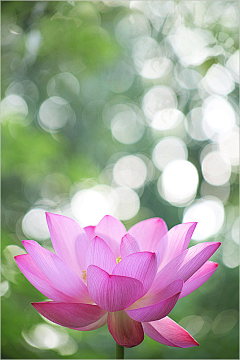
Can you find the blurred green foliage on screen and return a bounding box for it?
[1,1,239,359]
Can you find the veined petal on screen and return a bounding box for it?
[84,225,96,241]
[72,313,108,331]
[120,234,141,259]
[15,254,80,302]
[46,213,89,275]
[180,261,218,298]
[94,215,126,257]
[128,218,168,252]
[126,293,180,322]
[87,265,143,312]
[142,317,199,348]
[32,302,107,328]
[86,236,116,274]
[112,252,158,296]
[130,280,183,309]
[125,280,183,322]
[147,242,221,296]
[157,222,197,270]
[22,240,91,302]
[107,311,144,348]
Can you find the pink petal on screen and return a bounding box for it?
[32,302,107,328]
[15,254,79,302]
[86,236,116,274]
[112,251,158,296]
[84,225,96,241]
[126,293,180,322]
[157,222,197,270]
[120,234,141,259]
[147,242,221,296]
[125,280,183,322]
[87,265,143,312]
[128,218,168,252]
[142,317,199,348]
[94,215,126,257]
[72,313,108,331]
[46,213,89,275]
[22,240,91,302]
[130,280,183,309]
[179,261,218,298]
[107,311,144,348]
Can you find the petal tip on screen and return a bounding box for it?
[22,240,30,248]
[215,242,221,250]
[14,254,22,261]
[193,339,200,347]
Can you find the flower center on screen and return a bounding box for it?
[116,256,121,264]
[81,270,87,283]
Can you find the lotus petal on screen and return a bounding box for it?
[126,292,181,322]
[120,233,141,259]
[112,251,158,296]
[84,225,96,241]
[87,265,143,312]
[142,317,199,348]
[94,215,126,257]
[180,261,218,298]
[86,236,117,274]
[157,222,197,270]
[15,254,79,302]
[129,218,168,252]
[147,242,221,296]
[22,240,90,302]
[72,313,108,331]
[46,213,88,275]
[32,302,107,328]
[130,280,183,309]
[107,311,144,348]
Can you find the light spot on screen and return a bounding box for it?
[201,151,231,186]
[159,160,199,206]
[183,197,224,241]
[113,155,147,189]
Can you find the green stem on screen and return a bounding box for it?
[116,343,124,359]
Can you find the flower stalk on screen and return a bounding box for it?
[116,343,124,359]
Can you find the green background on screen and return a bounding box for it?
[1,1,239,359]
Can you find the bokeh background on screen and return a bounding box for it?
[1,1,239,359]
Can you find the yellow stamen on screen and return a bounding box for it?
[116,256,121,264]
[82,270,87,282]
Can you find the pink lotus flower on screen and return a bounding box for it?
[15,213,220,348]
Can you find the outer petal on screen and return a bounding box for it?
[107,311,144,348]
[86,236,116,274]
[147,242,221,296]
[157,222,197,270]
[84,225,96,241]
[94,215,126,257]
[72,313,108,331]
[15,254,79,302]
[32,302,107,328]
[179,261,218,298]
[22,240,91,302]
[128,218,168,252]
[46,213,88,275]
[126,292,181,322]
[87,265,143,312]
[112,251,158,296]
[129,280,183,309]
[142,317,199,348]
[120,234,141,259]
